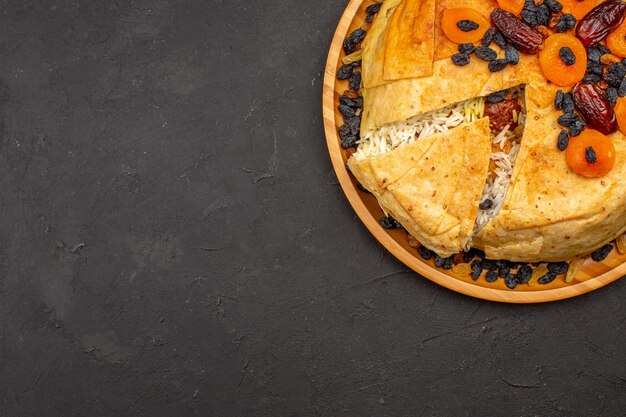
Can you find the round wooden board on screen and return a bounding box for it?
[322,0,626,303]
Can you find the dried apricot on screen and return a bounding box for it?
[497,0,524,16]
[565,129,616,177]
[539,34,587,86]
[614,97,626,135]
[560,0,602,21]
[606,20,626,58]
[441,8,490,44]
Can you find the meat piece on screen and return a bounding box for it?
[484,99,521,132]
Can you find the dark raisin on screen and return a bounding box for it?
[505,274,518,289]
[338,104,356,118]
[338,124,352,140]
[505,46,519,64]
[604,72,623,88]
[356,183,370,193]
[475,46,497,62]
[494,32,507,48]
[349,71,361,91]
[485,270,499,282]
[366,3,382,15]
[557,112,579,127]
[499,266,511,278]
[559,47,576,66]
[536,4,550,26]
[587,60,603,76]
[521,6,539,27]
[495,260,510,269]
[598,44,612,55]
[458,43,476,53]
[538,272,557,284]
[365,14,375,23]
[457,19,479,32]
[488,59,508,72]
[557,129,569,151]
[482,27,496,46]
[339,96,358,108]
[585,146,598,163]
[351,60,362,67]
[487,90,508,104]
[544,0,563,13]
[479,199,494,210]
[348,28,366,45]
[606,87,618,105]
[583,73,602,84]
[451,52,471,66]
[568,119,586,137]
[555,90,564,110]
[337,64,353,80]
[470,261,483,280]
[352,97,364,108]
[608,62,626,77]
[480,259,497,271]
[591,244,613,261]
[618,78,626,97]
[380,215,402,229]
[418,245,433,260]
[463,249,477,263]
[343,38,357,55]
[547,261,569,274]
[587,46,603,62]
[442,256,454,270]
[516,265,533,284]
[347,116,360,135]
[562,93,575,113]
[341,136,358,149]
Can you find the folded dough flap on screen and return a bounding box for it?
[349,118,492,257]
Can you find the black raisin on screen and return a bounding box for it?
[452,52,471,66]
[587,60,603,76]
[482,27,496,47]
[547,261,569,275]
[505,46,519,65]
[544,0,563,13]
[583,73,601,84]
[538,272,557,284]
[337,64,353,80]
[341,136,358,149]
[598,44,612,55]
[338,104,355,118]
[366,3,382,15]
[356,183,370,193]
[591,244,613,261]
[561,13,576,28]
[557,129,569,151]
[495,260,510,269]
[348,28,366,45]
[479,199,494,210]
[485,270,499,282]
[618,78,626,97]
[343,38,357,55]
[521,0,539,26]
[606,87,618,106]
[470,261,483,280]
[557,112,579,127]
[568,119,586,137]
[516,265,533,284]
[480,259,497,271]
[435,255,454,269]
[365,14,375,23]
[475,46,497,62]
[418,245,433,260]
[555,90,564,110]
[536,4,550,26]
[339,96,358,108]
[608,62,626,77]
[604,72,623,88]
[505,274,518,289]
[349,71,361,91]
[338,124,352,140]
[499,266,511,278]
[347,116,360,135]
[463,249,477,263]
[351,60,362,68]
[458,43,476,53]
[494,32,507,48]
[559,47,576,66]
[587,46,603,63]
[380,215,402,229]
[585,146,598,163]
[487,90,507,104]
[562,93,575,113]
[488,59,508,72]
[457,19,479,32]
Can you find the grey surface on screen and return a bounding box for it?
[0,1,625,416]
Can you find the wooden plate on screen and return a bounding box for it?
[322,0,626,303]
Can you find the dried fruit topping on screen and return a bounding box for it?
[435,255,454,269]
[555,13,576,33]
[585,146,598,163]
[349,71,361,90]
[497,0,525,15]
[606,87,619,106]
[343,29,367,54]
[485,270,499,282]
[505,274,518,288]
[485,98,521,130]
[555,89,565,109]
[482,27,497,46]
[365,3,382,15]
[538,272,557,284]
[487,90,508,103]
[565,258,585,282]
[491,8,544,54]
[607,20,626,58]
[575,0,626,48]
[380,215,402,229]
[565,129,616,177]
[442,8,490,43]
[591,243,614,261]
[418,245,434,260]
[475,46,498,61]
[539,34,587,86]
[528,264,549,286]
[494,31,508,48]
[516,265,533,284]
[615,97,626,134]
[616,233,626,254]
[505,45,520,64]
[479,198,494,209]
[544,0,564,13]
[337,64,353,80]
[488,58,509,72]
[560,0,602,21]
[571,82,618,134]
[557,129,569,151]
[458,43,476,53]
[452,52,472,66]
[452,263,472,276]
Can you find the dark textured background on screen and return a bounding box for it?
[0,0,625,416]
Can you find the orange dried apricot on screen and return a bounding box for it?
[441,8,490,44]
[497,0,524,16]
[560,0,603,20]
[614,97,626,135]
[565,129,616,178]
[606,20,626,58]
[539,34,587,86]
